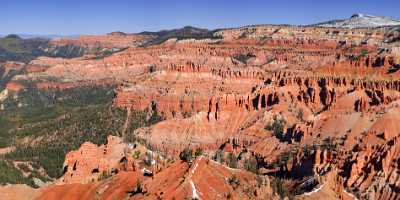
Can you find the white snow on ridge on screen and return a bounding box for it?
[302,184,325,196]
[191,156,202,174]
[316,13,400,29]
[190,181,200,199]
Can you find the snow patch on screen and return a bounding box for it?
[209,159,239,171]
[191,156,203,174]
[142,168,153,176]
[302,184,325,196]
[190,181,200,199]
[192,162,199,174]
[316,13,400,28]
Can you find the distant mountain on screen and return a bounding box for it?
[139,26,219,46]
[0,34,49,63]
[0,34,83,63]
[314,13,400,29]
[0,34,78,39]
[16,34,64,39]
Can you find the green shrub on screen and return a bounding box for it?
[213,149,225,163]
[16,163,30,172]
[133,151,141,159]
[296,109,304,121]
[194,148,203,157]
[147,111,164,125]
[0,160,32,186]
[97,170,111,181]
[179,148,193,162]
[360,48,368,57]
[265,115,286,139]
[275,151,293,168]
[226,153,238,169]
[228,174,240,189]
[234,53,256,63]
[182,111,192,118]
[244,156,258,174]
[271,177,290,198]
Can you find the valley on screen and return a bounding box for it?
[0,13,400,200]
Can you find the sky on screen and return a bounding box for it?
[1,0,400,35]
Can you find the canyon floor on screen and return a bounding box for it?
[0,15,400,200]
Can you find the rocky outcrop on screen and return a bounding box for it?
[341,136,400,199]
[59,136,132,184]
[132,156,277,200]
[5,82,25,92]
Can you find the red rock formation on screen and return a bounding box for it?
[131,156,277,200]
[36,156,278,200]
[5,82,25,92]
[37,171,139,200]
[59,136,131,184]
[3,24,400,200]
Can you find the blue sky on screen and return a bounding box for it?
[1,0,399,35]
